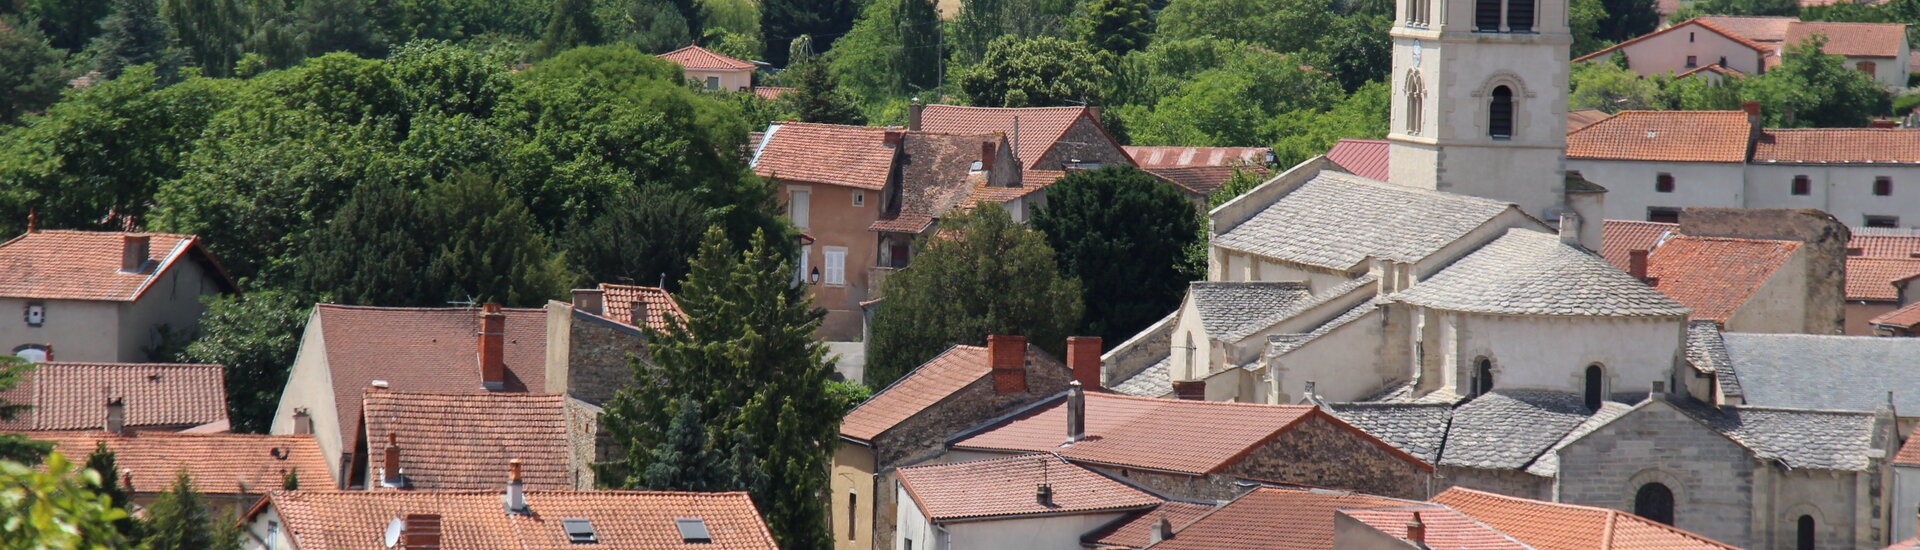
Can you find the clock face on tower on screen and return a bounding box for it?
[1411,40,1422,64]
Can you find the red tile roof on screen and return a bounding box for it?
[1786,21,1907,57]
[1894,424,1920,466]
[1146,487,1407,549]
[1144,165,1269,196]
[1121,146,1268,168]
[1568,110,1613,132]
[22,430,329,495]
[919,105,1093,170]
[751,86,791,100]
[963,171,1060,207]
[0,230,236,301]
[868,213,937,233]
[1433,487,1741,550]
[361,391,572,491]
[1575,18,1773,63]
[841,345,1058,441]
[1700,15,1796,43]
[1326,138,1391,181]
[1752,129,1920,164]
[952,393,1426,475]
[0,362,226,431]
[254,490,778,549]
[897,453,1162,522]
[1869,301,1920,329]
[1845,257,1920,301]
[597,284,685,330]
[751,122,900,190]
[1646,236,1800,322]
[313,305,549,467]
[1566,111,1753,163]
[1079,501,1216,548]
[1850,233,1920,258]
[656,45,755,70]
[1601,220,1678,271]
[1339,506,1531,550]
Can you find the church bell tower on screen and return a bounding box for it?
[1385,0,1571,217]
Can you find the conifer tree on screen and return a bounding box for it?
[782,57,866,125]
[422,171,574,307]
[1080,0,1152,55]
[82,443,139,540]
[0,356,47,463]
[638,397,726,491]
[87,0,182,78]
[534,0,603,59]
[897,0,941,92]
[298,180,438,306]
[143,472,241,550]
[1032,165,1202,345]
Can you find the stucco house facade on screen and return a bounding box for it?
[1577,17,1909,89]
[0,229,236,363]
[656,45,755,91]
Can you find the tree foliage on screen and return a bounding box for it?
[535,0,603,59]
[0,357,47,464]
[866,204,1084,388]
[956,35,1114,107]
[80,443,138,540]
[565,186,712,290]
[0,15,73,125]
[1568,59,1663,112]
[86,0,183,78]
[1738,35,1890,127]
[1158,0,1334,54]
[18,0,111,50]
[760,0,860,66]
[782,57,867,124]
[142,472,241,550]
[0,453,134,549]
[180,290,309,433]
[1032,166,1203,344]
[1122,47,1344,145]
[1265,79,1388,169]
[1080,0,1153,55]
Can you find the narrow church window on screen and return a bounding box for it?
[847,491,858,540]
[1474,359,1494,396]
[1406,72,1425,135]
[1633,483,1674,525]
[1408,0,1429,25]
[1488,87,1515,139]
[1796,515,1815,550]
[1792,175,1811,196]
[1655,173,1675,193]
[1584,365,1604,410]
[1506,0,1534,32]
[1476,0,1503,31]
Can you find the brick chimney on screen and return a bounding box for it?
[120,235,150,273]
[1741,101,1761,120]
[884,130,904,147]
[1873,119,1898,128]
[104,397,125,435]
[909,102,925,131]
[571,289,604,315]
[1627,249,1651,283]
[292,408,311,435]
[505,458,529,514]
[1173,381,1205,400]
[1066,336,1102,390]
[1065,381,1086,444]
[988,335,1027,393]
[382,432,403,488]
[981,141,997,173]
[400,514,442,549]
[477,303,506,390]
[1406,512,1426,545]
[628,301,647,328]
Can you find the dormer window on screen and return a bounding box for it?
[675,518,712,544]
[563,518,598,544]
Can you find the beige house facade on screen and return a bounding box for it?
[0,230,236,364]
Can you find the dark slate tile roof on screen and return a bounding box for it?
[1720,333,1920,414]
[1326,402,1453,463]
[1684,321,1742,398]
[1439,390,1598,470]
[1668,398,1879,471]
[1190,282,1315,343]
[1109,356,1171,398]
[1389,229,1691,317]
[1212,172,1514,271]
[1524,401,1635,476]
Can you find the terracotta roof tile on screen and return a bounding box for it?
[1434,487,1741,550]
[841,345,1061,441]
[1675,64,1744,80]
[1895,424,1920,466]
[1566,111,1753,163]
[898,454,1161,522]
[0,362,226,431]
[22,430,329,495]
[751,122,899,190]
[361,391,572,491]
[1645,236,1800,322]
[314,305,549,468]
[1339,506,1531,550]
[1325,138,1391,181]
[0,230,235,301]
[1845,257,1920,301]
[1849,231,1920,258]
[892,133,1003,221]
[1078,501,1215,548]
[1870,301,1920,329]
[1786,21,1907,57]
[919,105,1090,170]
[1144,165,1269,196]
[597,284,684,330]
[751,86,791,100]
[1699,15,1796,43]
[257,489,778,549]
[1147,487,1407,549]
[868,213,936,233]
[1752,129,1920,164]
[656,45,755,70]
[1120,146,1268,168]
[1601,220,1677,270]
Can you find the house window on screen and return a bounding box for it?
[1473,358,1494,396]
[1406,72,1425,135]
[1797,515,1815,550]
[23,304,44,327]
[1488,86,1515,139]
[1685,56,1698,68]
[847,491,858,540]
[1634,483,1675,525]
[1689,31,1695,42]
[852,191,865,207]
[1875,176,1893,196]
[1792,175,1811,195]
[1858,61,1877,75]
[704,76,720,90]
[889,243,910,269]
[789,189,811,229]
[1718,56,1727,66]
[1648,207,1681,223]
[1866,215,1900,228]
[1584,364,1604,410]
[823,246,847,286]
[10,345,47,363]
[1655,173,1675,193]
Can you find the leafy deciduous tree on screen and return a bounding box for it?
[1157,0,1335,55]
[760,0,859,66]
[1080,0,1152,55]
[782,57,867,124]
[956,35,1113,107]
[180,291,308,433]
[535,0,603,59]
[422,171,574,306]
[0,453,134,549]
[142,472,241,550]
[0,356,46,463]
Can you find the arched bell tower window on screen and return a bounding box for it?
[1634,483,1675,525]
[1476,0,1536,32]
[1406,71,1425,135]
[1407,0,1430,25]
[1584,364,1604,410]
[1489,86,1515,139]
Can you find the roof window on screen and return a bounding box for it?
[675,518,712,544]
[563,518,598,544]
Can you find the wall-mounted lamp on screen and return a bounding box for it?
[809,267,822,285]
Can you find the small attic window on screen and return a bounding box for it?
[563,518,598,544]
[675,518,712,544]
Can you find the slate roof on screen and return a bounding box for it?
[1212,171,1514,271]
[1121,146,1268,168]
[1666,398,1879,471]
[1785,21,1907,57]
[1434,487,1742,550]
[1325,402,1453,463]
[1389,229,1691,317]
[23,431,329,495]
[0,230,236,301]
[1719,332,1920,415]
[1339,506,1532,550]
[1143,487,1408,550]
[253,490,778,549]
[0,362,227,431]
[1108,356,1172,398]
[751,122,899,190]
[1870,301,1920,329]
[1645,235,1799,322]
[361,391,572,491]
[1188,282,1315,343]
[896,453,1161,522]
[312,305,549,468]
[1565,111,1753,163]
[919,105,1096,170]
[1079,501,1216,549]
[840,344,1061,442]
[1439,390,1605,470]
[1325,138,1391,180]
[1600,220,1676,271]
[1685,320,1743,397]
[1144,165,1268,196]
[1523,401,1635,476]
[1754,129,1920,164]
[655,45,755,70]
[1845,257,1920,301]
[596,284,685,330]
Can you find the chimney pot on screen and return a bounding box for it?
[988,335,1027,393]
[981,141,997,173]
[883,131,904,147]
[1065,381,1086,444]
[1741,101,1761,117]
[1150,516,1173,544]
[105,398,126,435]
[120,468,134,491]
[1406,512,1426,544]
[1558,212,1582,247]
[909,102,925,131]
[571,289,604,315]
[506,458,528,514]
[478,303,506,390]
[628,301,647,328]
[292,408,312,435]
[120,235,150,273]
[1173,380,1206,400]
[383,432,403,488]
[1066,337,1102,390]
[1627,249,1650,282]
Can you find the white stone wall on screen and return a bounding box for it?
[1723,250,1811,333]
[1440,312,1685,396]
[1583,24,1768,76]
[0,298,119,363]
[894,483,941,550]
[269,311,345,486]
[1565,159,1746,221]
[942,512,1131,550]
[116,255,223,361]
[1892,465,1920,543]
[1263,308,1392,404]
[1747,164,1920,228]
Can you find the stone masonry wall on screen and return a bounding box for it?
[871,346,1072,469]
[1553,402,1755,548]
[564,313,652,407]
[563,397,603,490]
[1034,115,1132,171]
[1435,466,1552,501]
[1225,414,1431,500]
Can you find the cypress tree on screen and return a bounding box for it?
[298,180,439,306]
[1031,165,1203,345]
[82,442,139,540]
[638,397,726,491]
[897,0,941,92]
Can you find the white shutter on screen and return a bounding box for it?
[824,247,847,286]
[797,245,811,284]
[790,190,811,229]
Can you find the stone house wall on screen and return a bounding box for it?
[1033,115,1130,171]
[1552,401,1756,548]
[1680,208,1848,334]
[1221,414,1431,500]
[1435,466,1552,502]
[544,302,653,407]
[870,347,1070,469]
[562,396,603,490]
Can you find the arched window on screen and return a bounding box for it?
[1797,515,1815,550]
[1474,358,1494,396]
[1584,365,1604,410]
[1634,483,1675,525]
[1408,0,1429,25]
[1406,72,1425,135]
[10,345,46,363]
[1506,0,1534,32]
[1489,86,1515,139]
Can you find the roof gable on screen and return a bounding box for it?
[1785,21,1906,57]
[1339,506,1532,550]
[897,453,1162,522]
[361,391,573,490]
[0,362,227,431]
[1435,487,1741,549]
[1146,487,1407,549]
[596,284,685,330]
[918,105,1094,170]
[1574,18,1773,63]
[0,230,236,302]
[751,122,900,190]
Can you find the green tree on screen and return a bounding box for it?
[1080,0,1152,55]
[826,0,905,100]
[18,0,111,50]
[0,453,134,549]
[866,203,1084,388]
[297,180,439,305]
[1569,59,1664,112]
[605,0,692,53]
[179,290,310,433]
[1305,14,1391,92]
[1157,0,1335,54]
[956,35,1113,107]
[897,0,942,91]
[1031,165,1203,344]
[535,0,603,59]
[86,0,183,78]
[161,0,247,76]
[294,0,385,58]
[0,356,47,463]
[1264,79,1388,169]
[80,443,138,540]
[422,171,574,307]
[782,57,867,124]
[760,0,859,66]
[0,15,73,124]
[1690,0,1798,16]
[1741,35,1889,126]
[1595,0,1655,41]
[143,472,241,550]
[638,396,728,491]
[564,186,712,290]
[1570,0,1610,57]
[1124,50,1343,146]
